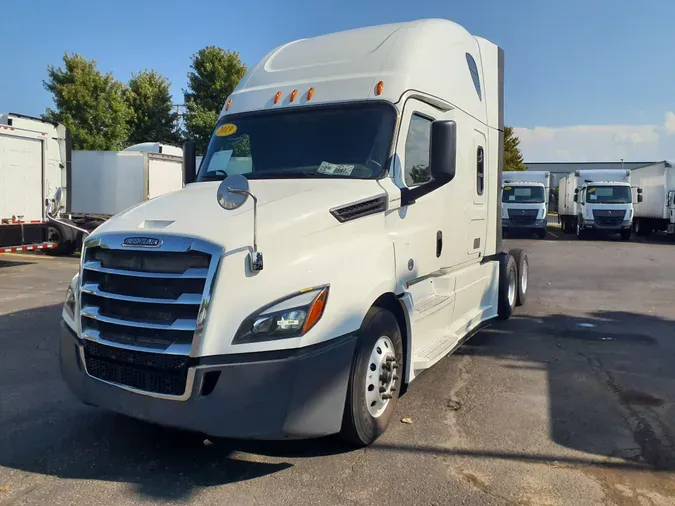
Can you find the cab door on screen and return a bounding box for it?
[390,99,446,286]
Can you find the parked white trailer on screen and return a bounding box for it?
[631,161,675,236]
[0,113,68,253]
[501,170,550,238]
[69,150,183,216]
[59,18,531,447]
[558,169,638,240]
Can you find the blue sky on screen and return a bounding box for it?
[1,0,674,160]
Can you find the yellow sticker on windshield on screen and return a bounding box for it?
[588,188,595,193]
[504,186,512,191]
[216,124,237,136]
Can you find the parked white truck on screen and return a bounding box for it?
[501,170,550,239]
[558,169,640,240]
[0,110,184,255]
[0,113,67,253]
[57,19,530,446]
[630,161,675,237]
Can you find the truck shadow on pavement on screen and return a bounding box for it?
[456,310,675,471]
[1,304,673,502]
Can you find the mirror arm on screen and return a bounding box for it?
[228,187,263,271]
[401,174,452,207]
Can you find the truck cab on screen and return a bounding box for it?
[57,19,529,446]
[574,179,635,239]
[501,171,550,239]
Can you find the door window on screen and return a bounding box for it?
[404,114,433,187]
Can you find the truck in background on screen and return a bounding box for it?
[0,113,67,254]
[630,161,675,237]
[58,18,531,446]
[0,112,185,255]
[558,169,640,240]
[501,170,550,239]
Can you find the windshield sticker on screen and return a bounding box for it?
[317,162,355,176]
[508,196,516,201]
[208,150,233,171]
[588,187,596,193]
[504,186,512,191]
[216,124,238,136]
[589,194,597,200]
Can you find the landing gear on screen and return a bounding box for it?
[340,307,403,447]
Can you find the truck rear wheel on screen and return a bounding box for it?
[340,307,403,447]
[45,223,76,256]
[497,254,517,319]
[509,248,529,306]
[634,219,651,237]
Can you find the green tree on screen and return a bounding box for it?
[503,126,527,171]
[43,53,130,150]
[126,70,181,146]
[184,46,247,152]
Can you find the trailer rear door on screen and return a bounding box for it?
[0,132,43,222]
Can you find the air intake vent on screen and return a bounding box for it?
[330,195,387,223]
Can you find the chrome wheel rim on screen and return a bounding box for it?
[365,336,398,418]
[507,269,516,307]
[521,261,528,294]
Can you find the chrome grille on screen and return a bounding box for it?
[78,234,221,397]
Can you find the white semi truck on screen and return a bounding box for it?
[558,169,640,240]
[57,19,530,446]
[501,170,550,239]
[630,161,675,237]
[0,112,184,255]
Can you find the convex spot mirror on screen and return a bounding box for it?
[217,174,250,210]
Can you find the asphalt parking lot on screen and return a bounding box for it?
[1,233,674,506]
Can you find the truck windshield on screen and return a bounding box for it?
[586,186,632,204]
[197,103,396,182]
[502,185,545,203]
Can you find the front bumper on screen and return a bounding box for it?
[60,322,357,439]
[582,219,632,231]
[502,218,546,230]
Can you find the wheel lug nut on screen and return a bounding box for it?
[393,375,400,380]
[381,393,392,400]
[379,386,386,393]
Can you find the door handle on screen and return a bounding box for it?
[436,230,442,258]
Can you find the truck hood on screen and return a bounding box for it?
[91,178,388,248]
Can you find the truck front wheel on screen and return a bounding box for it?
[45,223,76,256]
[620,228,632,241]
[340,307,403,447]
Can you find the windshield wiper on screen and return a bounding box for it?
[247,169,345,180]
[200,170,228,181]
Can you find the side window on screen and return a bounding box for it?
[476,146,484,195]
[404,114,433,187]
[466,53,482,101]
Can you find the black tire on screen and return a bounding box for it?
[576,219,587,240]
[536,228,547,239]
[45,223,76,256]
[561,217,572,234]
[620,228,631,241]
[508,248,528,306]
[497,254,517,320]
[634,219,651,237]
[340,307,403,447]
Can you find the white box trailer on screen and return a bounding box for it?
[501,170,550,238]
[69,151,183,216]
[558,169,636,240]
[631,161,675,236]
[0,113,68,253]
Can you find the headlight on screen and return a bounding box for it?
[233,286,329,344]
[64,273,79,319]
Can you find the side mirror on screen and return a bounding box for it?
[47,187,63,217]
[183,140,197,185]
[573,194,578,203]
[637,193,643,203]
[429,120,456,182]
